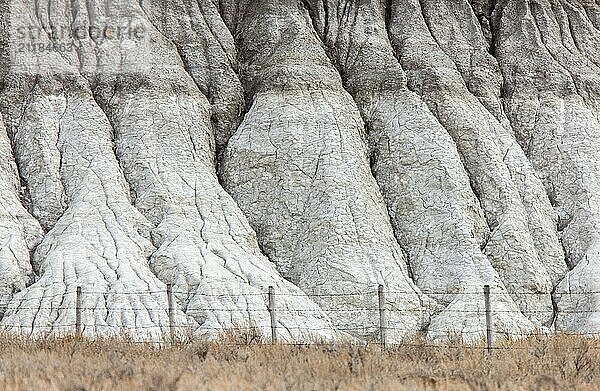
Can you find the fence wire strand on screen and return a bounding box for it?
[1,285,599,350]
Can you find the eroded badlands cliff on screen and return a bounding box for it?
[0,0,598,341]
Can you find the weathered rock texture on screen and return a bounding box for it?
[0,0,598,340]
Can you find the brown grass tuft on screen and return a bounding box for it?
[0,333,597,390]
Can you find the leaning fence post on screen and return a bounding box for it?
[378,284,387,350]
[484,285,493,355]
[75,286,82,336]
[268,286,277,344]
[167,283,175,342]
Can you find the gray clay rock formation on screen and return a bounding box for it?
[0,0,598,341]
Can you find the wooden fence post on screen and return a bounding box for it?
[378,284,386,350]
[268,286,277,344]
[484,285,493,355]
[167,283,175,342]
[75,286,82,336]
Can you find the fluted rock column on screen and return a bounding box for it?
[387,0,567,326]
[0,0,336,340]
[301,0,535,339]
[220,0,435,341]
[493,0,600,333]
[0,113,43,318]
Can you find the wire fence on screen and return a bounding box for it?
[0,284,599,350]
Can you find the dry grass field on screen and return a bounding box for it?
[0,332,597,390]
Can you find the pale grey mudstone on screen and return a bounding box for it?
[387,0,567,327]
[220,0,435,342]
[493,0,600,334]
[0,0,336,341]
[0,113,43,318]
[303,0,536,338]
[0,0,599,340]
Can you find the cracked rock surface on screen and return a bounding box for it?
[0,112,43,318]
[220,0,435,341]
[0,0,598,340]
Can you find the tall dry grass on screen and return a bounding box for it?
[0,332,597,390]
